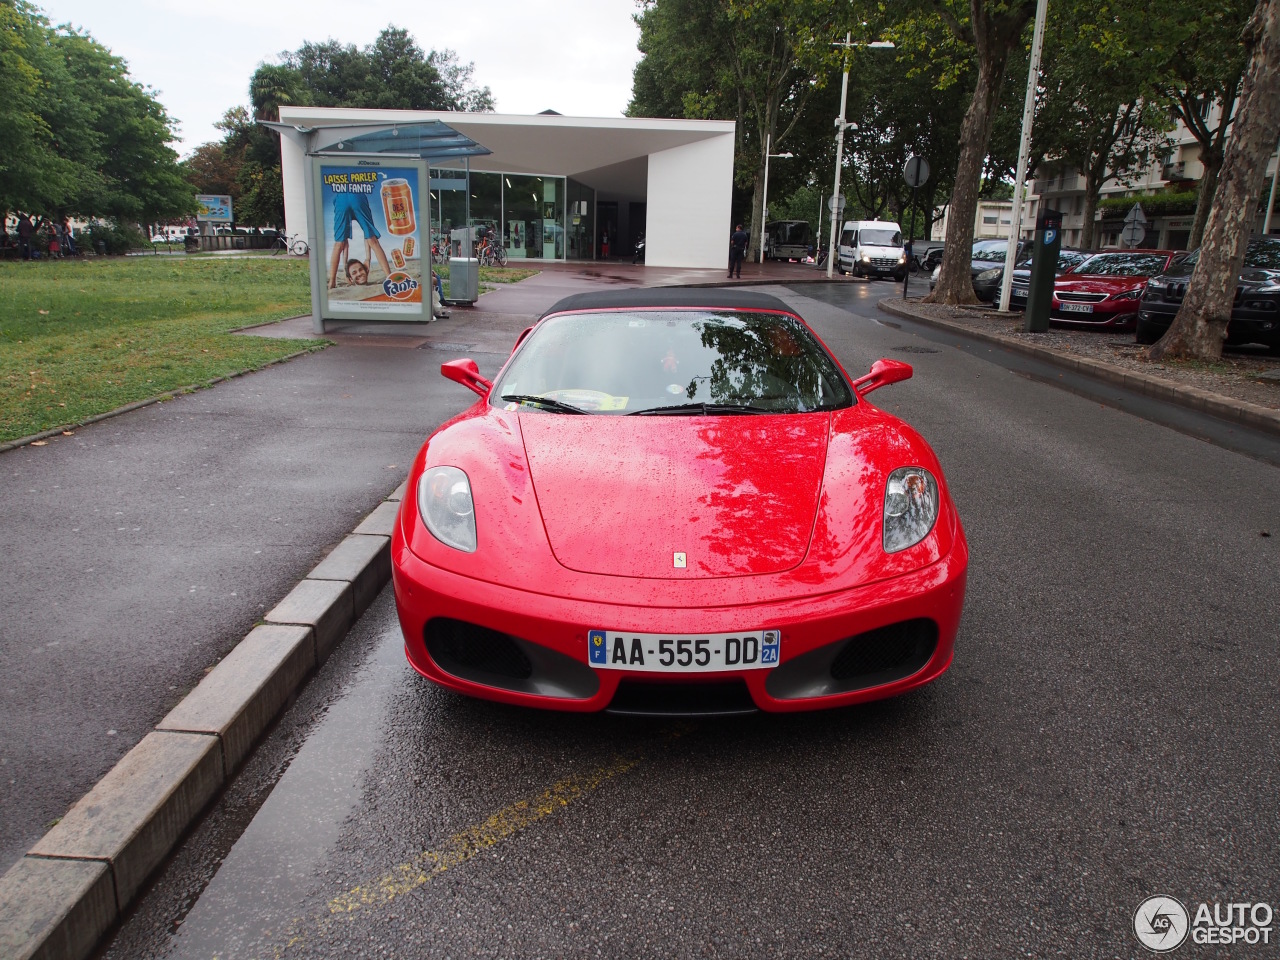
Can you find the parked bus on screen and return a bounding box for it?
[763,220,812,261]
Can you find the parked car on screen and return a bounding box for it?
[1137,237,1280,351]
[1042,249,1183,332]
[392,288,968,714]
[929,238,1032,300]
[1006,249,1094,310]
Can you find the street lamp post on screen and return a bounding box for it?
[826,35,894,279]
[760,135,794,264]
[997,0,1049,313]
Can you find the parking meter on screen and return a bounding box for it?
[1024,209,1062,333]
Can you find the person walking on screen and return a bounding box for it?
[17,213,34,261]
[728,223,748,279]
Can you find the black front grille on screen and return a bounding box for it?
[830,620,937,682]
[607,679,756,716]
[425,618,533,680]
[1057,291,1107,303]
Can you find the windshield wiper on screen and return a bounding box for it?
[628,401,775,416]
[500,394,587,414]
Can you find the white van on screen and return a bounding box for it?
[837,220,906,279]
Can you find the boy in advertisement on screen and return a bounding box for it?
[328,189,392,289]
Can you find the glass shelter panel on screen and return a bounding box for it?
[566,178,594,260]
[469,172,501,239]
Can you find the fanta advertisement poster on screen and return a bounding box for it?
[319,163,425,317]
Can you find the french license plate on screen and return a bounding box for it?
[1060,302,1093,314]
[588,629,780,672]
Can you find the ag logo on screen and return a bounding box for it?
[382,271,420,300]
[1134,896,1189,952]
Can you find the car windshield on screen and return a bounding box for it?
[860,229,901,246]
[1244,237,1280,268]
[492,310,854,415]
[1075,252,1170,276]
[971,240,1009,262]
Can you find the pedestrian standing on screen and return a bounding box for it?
[728,223,749,279]
[17,213,34,261]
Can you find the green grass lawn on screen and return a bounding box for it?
[0,256,323,444]
[0,255,541,445]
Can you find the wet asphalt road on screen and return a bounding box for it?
[105,279,1279,959]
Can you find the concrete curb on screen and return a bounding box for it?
[876,298,1280,440]
[0,481,407,960]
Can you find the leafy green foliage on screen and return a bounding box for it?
[0,2,192,222]
[1098,191,1198,218]
[84,220,149,254]
[183,27,494,228]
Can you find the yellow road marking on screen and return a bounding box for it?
[327,752,640,915]
[267,724,694,957]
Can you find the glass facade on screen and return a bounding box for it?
[429,168,582,261]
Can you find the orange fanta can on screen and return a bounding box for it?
[381,179,415,236]
[391,247,405,269]
[403,236,415,258]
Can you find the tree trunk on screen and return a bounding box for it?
[1151,0,1280,362]
[746,161,766,264]
[1080,173,1100,250]
[1188,147,1223,249]
[923,56,1005,305]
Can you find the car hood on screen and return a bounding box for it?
[1054,275,1147,295]
[520,414,829,579]
[1240,267,1280,286]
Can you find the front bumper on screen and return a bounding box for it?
[1049,303,1140,331]
[392,537,968,714]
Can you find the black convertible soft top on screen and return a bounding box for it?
[539,288,797,319]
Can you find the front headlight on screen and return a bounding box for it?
[417,466,477,552]
[883,467,939,553]
[861,253,871,262]
[976,268,1001,282]
[898,254,906,263]
[1256,280,1280,292]
[1111,287,1143,301]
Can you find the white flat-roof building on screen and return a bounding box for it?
[276,107,736,270]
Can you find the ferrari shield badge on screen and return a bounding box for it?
[673,552,687,568]
[588,629,608,665]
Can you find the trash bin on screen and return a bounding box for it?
[448,257,479,305]
[94,240,106,256]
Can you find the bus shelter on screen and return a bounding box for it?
[263,119,492,333]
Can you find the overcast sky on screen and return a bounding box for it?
[37,0,644,158]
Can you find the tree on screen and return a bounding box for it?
[631,0,875,260]
[0,1,79,216]
[1150,0,1280,362]
[0,3,191,222]
[276,28,494,112]
[1031,1,1173,249]
[1153,0,1256,249]
[911,0,1036,305]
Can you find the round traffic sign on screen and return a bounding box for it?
[827,194,846,214]
[903,155,930,188]
[1121,221,1146,246]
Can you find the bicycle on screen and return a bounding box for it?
[476,237,507,267]
[271,233,310,256]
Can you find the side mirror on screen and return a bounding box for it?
[441,358,492,398]
[852,358,912,396]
